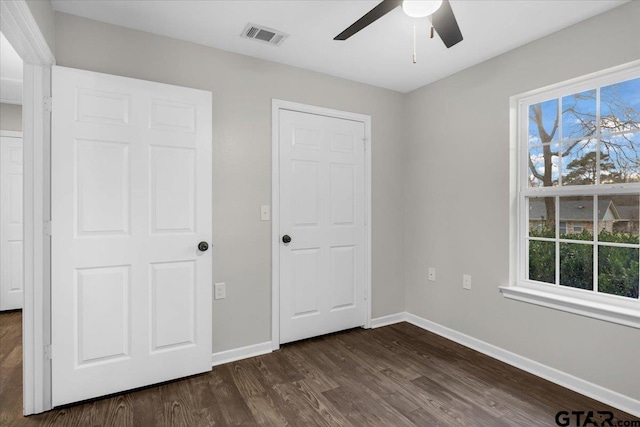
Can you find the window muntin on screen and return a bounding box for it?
[521,72,640,301]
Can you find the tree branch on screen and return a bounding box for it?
[528,156,544,181]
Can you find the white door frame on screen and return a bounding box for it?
[271,99,372,351]
[0,0,55,415]
[0,130,23,138]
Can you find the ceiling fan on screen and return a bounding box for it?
[334,0,463,48]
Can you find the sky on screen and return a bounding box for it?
[527,77,640,187]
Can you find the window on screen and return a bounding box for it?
[559,221,567,235]
[504,63,640,328]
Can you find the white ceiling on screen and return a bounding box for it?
[51,0,628,93]
[0,31,23,105]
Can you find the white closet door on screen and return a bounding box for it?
[52,66,212,406]
[279,110,366,344]
[0,133,23,311]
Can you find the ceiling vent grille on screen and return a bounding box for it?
[241,23,288,46]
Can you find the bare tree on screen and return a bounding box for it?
[528,81,640,230]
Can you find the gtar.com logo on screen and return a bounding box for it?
[555,410,639,427]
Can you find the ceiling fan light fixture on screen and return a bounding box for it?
[402,0,443,18]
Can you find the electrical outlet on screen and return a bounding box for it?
[214,282,226,300]
[463,274,471,290]
[428,267,436,282]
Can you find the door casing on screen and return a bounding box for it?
[0,0,56,415]
[271,99,372,350]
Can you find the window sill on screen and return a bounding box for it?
[499,286,640,329]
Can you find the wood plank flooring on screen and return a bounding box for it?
[1,310,637,426]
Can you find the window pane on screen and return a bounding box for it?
[528,144,559,187]
[561,139,597,185]
[560,243,593,291]
[600,77,640,134]
[559,196,593,241]
[528,197,555,237]
[598,246,639,299]
[562,90,596,139]
[598,195,639,244]
[529,99,559,144]
[600,132,640,184]
[528,240,555,284]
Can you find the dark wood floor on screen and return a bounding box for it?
[1,311,637,426]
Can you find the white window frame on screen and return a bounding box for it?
[502,60,640,329]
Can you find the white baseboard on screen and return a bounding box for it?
[211,341,272,367]
[371,312,407,328]
[401,312,640,418]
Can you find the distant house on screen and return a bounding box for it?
[529,198,639,235]
[611,204,640,234]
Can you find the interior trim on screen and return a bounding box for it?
[211,341,272,367]
[0,0,55,65]
[0,130,24,138]
[500,286,640,329]
[371,312,406,328]
[270,99,372,351]
[1,0,55,415]
[370,311,640,418]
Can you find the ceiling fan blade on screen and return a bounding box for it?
[334,0,402,41]
[430,0,463,48]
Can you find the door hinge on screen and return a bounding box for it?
[44,344,52,360]
[44,96,52,112]
[44,220,52,236]
[363,138,368,151]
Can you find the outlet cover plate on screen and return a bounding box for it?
[214,282,226,300]
[463,274,471,290]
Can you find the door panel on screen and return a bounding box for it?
[330,245,356,310]
[76,265,130,365]
[279,110,365,344]
[52,66,212,406]
[0,134,23,311]
[291,248,321,317]
[150,261,195,351]
[76,139,130,236]
[291,160,320,226]
[150,146,195,233]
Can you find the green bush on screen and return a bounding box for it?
[528,229,639,298]
[598,246,639,298]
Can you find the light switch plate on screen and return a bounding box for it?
[428,267,436,281]
[214,282,226,300]
[260,205,271,221]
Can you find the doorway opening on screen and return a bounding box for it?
[271,100,372,351]
[1,0,56,415]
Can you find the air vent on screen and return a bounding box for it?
[241,23,288,46]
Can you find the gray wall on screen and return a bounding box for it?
[404,1,640,401]
[54,12,407,353]
[53,1,640,402]
[0,103,22,131]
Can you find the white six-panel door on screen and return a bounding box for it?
[279,110,366,344]
[51,66,212,406]
[0,133,23,311]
